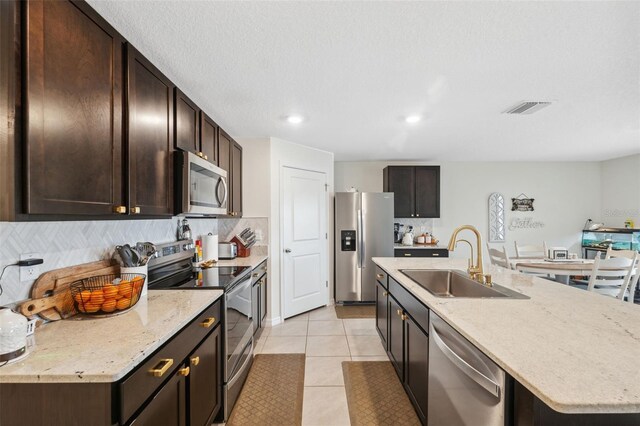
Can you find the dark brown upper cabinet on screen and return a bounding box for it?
[230,140,243,217]
[200,112,218,165]
[126,44,174,217]
[24,0,124,215]
[174,88,200,155]
[217,129,242,217]
[383,166,440,218]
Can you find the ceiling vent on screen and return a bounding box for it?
[503,101,551,115]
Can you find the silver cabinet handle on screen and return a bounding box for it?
[431,324,501,399]
[284,248,292,253]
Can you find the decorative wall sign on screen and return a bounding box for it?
[511,193,534,212]
[488,193,506,242]
[509,217,545,230]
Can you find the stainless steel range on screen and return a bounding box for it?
[146,239,253,422]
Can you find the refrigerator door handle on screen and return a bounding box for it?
[360,209,366,269]
[356,209,363,268]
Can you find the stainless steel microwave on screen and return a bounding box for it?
[175,151,228,216]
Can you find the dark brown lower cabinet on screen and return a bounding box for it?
[375,281,388,350]
[404,315,429,424]
[394,249,449,258]
[130,370,186,426]
[0,300,223,426]
[188,325,222,426]
[387,295,404,378]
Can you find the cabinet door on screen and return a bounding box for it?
[260,275,268,326]
[383,167,415,218]
[126,44,174,216]
[404,315,429,424]
[252,283,260,335]
[174,88,200,154]
[130,369,186,426]
[388,296,404,379]
[394,249,448,258]
[189,326,222,426]
[200,112,218,165]
[25,0,124,215]
[414,166,440,218]
[375,281,388,350]
[218,129,231,215]
[230,141,243,217]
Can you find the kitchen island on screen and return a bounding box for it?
[0,290,224,425]
[373,257,640,421]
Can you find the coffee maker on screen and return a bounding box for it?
[394,223,404,243]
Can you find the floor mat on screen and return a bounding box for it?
[342,361,421,426]
[227,354,305,426]
[335,304,376,319]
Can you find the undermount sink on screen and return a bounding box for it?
[400,269,529,299]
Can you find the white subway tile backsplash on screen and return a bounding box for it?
[0,217,218,306]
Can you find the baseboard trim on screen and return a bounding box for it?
[266,316,282,327]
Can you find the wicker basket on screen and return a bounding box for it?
[70,273,145,316]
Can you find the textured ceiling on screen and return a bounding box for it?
[88,1,640,161]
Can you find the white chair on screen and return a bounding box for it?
[486,243,512,269]
[583,253,638,300]
[605,248,640,303]
[514,241,548,259]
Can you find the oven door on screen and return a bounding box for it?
[177,151,228,216]
[225,275,253,380]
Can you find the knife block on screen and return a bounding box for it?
[230,236,251,258]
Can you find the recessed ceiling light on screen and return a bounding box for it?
[286,115,304,124]
[405,115,421,124]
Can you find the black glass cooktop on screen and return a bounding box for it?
[150,265,251,290]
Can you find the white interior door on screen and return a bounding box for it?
[282,167,328,319]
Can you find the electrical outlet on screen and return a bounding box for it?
[20,253,41,282]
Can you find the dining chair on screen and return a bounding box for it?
[486,243,512,269]
[514,241,548,259]
[605,248,640,303]
[583,253,638,300]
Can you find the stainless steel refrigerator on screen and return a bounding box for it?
[335,192,394,303]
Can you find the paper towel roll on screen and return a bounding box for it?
[202,233,218,261]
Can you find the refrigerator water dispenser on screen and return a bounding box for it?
[341,230,356,251]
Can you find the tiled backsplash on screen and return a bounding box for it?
[0,216,268,306]
[395,218,434,236]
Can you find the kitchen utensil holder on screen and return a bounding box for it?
[121,265,149,295]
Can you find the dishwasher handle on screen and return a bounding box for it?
[431,324,501,399]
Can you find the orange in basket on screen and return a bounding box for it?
[101,300,117,312]
[83,303,100,313]
[103,285,118,299]
[74,290,92,304]
[118,283,133,298]
[116,298,131,311]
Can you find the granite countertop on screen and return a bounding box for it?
[0,290,223,384]
[394,243,446,250]
[373,257,640,414]
[216,254,268,269]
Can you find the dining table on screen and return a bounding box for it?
[512,258,595,284]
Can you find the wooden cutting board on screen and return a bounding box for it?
[19,259,119,321]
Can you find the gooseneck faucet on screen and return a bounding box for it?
[447,225,488,285]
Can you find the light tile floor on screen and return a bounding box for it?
[253,305,388,426]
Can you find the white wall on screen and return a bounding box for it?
[240,137,334,325]
[335,161,603,258]
[600,154,640,227]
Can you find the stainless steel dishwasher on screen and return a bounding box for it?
[428,313,506,426]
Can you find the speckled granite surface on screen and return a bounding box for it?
[373,257,640,414]
[0,290,223,383]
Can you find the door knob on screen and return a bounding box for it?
[284,248,292,253]
[113,205,127,214]
[190,356,200,366]
[178,366,190,377]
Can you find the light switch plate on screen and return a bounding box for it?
[20,252,41,282]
